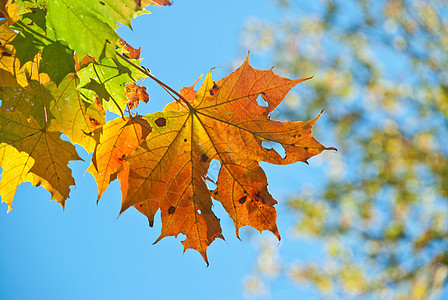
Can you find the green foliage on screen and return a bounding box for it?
[47,0,121,59]
[0,0,151,209]
[77,57,146,114]
[242,0,448,298]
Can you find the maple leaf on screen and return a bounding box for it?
[87,116,152,202]
[90,56,335,263]
[0,83,82,209]
[39,42,75,86]
[48,74,106,153]
[46,0,142,59]
[125,82,149,109]
[0,144,34,212]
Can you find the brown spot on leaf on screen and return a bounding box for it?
[304,147,308,151]
[89,116,101,127]
[1,52,12,57]
[184,138,188,142]
[155,117,167,127]
[254,191,266,204]
[201,154,208,162]
[238,196,247,204]
[209,83,219,96]
[168,206,176,214]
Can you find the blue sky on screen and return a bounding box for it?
[0,1,332,299]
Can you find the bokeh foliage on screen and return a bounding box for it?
[241,0,448,298]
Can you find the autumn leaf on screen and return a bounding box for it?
[90,56,335,263]
[48,74,106,153]
[87,116,152,202]
[0,144,34,212]
[119,39,141,59]
[0,83,82,208]
[125,82,149,109]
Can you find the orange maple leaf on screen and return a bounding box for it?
[87,117,152,202]
[89,57,335,264]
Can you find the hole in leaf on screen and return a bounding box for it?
[256,94,268,107]
[168,206,176,214]
[262,141,286,159]
[206,159,221,190]
[238,196,247,204]
[155,117,166,127]
[197,209,201,215]
[261,140,272,150]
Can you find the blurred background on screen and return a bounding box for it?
[240,0,448,299]
[1,0,447,299]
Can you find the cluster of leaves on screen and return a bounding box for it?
[242,0,448,298]
[0,0,334,263]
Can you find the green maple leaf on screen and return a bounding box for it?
[46,0,145,59]
[40,41,75,86]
